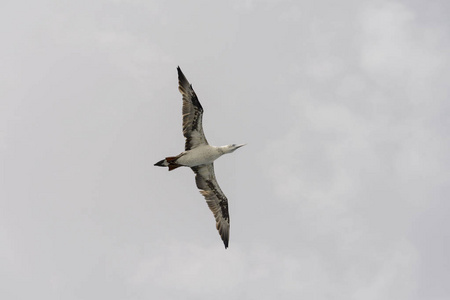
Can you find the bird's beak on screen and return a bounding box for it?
[236,144,246,149]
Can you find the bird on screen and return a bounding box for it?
[154,67,245,249]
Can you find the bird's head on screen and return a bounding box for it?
[222,143,246,154]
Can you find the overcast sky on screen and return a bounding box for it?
[1,0,450,299]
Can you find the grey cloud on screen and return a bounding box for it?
[1,0,449,299]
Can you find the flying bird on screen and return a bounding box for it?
[155,67,245,249]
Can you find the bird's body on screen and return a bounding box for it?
[179,145,222,166]
[156,145,223,168]
[154,67,245,248]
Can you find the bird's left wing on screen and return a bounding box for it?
[177,67,208,151]
[191,163,230,248]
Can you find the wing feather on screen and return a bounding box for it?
[177,67,208,150]
[191,164,230,248]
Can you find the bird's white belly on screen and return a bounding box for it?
[177,146,222,167]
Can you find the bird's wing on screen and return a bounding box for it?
[177,67,208,150]
[191,163,230,248]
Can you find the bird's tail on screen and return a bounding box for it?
[154,156,182,171]
[154,159,168,167]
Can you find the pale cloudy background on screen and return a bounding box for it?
[1,0,449,299]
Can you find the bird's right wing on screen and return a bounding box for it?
[191,163,230,248]
[177,67,208,151]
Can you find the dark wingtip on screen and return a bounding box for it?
[177,66,187,84]
[176,67,203,111]
[223,238,229,249]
